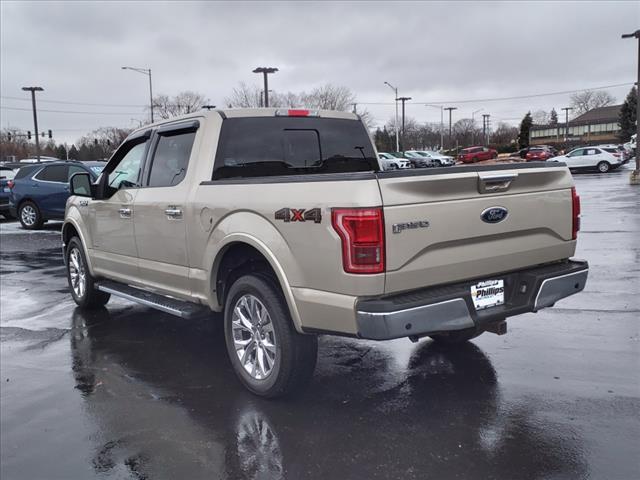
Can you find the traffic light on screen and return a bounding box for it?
[7,132,11,141]
[94,138,98,145]
[27,131,31,140]
[48,130,52,138]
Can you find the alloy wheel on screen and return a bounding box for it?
[232,294,277,380]
[68,247,86,298]
[20,205,36,227]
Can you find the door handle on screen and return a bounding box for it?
[164,207,183,218]
[118,207,132,218]
[478,173,518,194]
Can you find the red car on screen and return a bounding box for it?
[458,146,498,163]
[525,147,552,162]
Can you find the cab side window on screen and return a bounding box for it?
[147,131,196,187]
[108,141,148,190]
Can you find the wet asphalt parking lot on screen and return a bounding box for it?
[1,165,639,480]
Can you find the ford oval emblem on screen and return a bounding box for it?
[481,206,508,223]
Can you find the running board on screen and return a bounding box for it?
[96,280,209,319]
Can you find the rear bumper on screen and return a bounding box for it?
[356,259,588,340]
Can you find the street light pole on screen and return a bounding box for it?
[561,107,573,143]
[444,107,457,150]
[253,67,278,107]
[397,97,412,151]
[622,29,640,175]
[482,114,491,145]
[21,86,43,162]
[472,108,483,145]
[384,82,400,151]
[425,104,444,150]
[122,66,154,123]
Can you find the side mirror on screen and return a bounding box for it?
[70,172,95,198]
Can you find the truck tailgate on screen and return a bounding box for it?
[378,164,577,294]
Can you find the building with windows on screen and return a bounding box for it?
[530,104,621,146]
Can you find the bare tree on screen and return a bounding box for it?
[77,126,132,159]
[570,90,616,115]
[491,122,519,146]
[532,110,551,125]
[300,85,355,110]
[152,91,208,119]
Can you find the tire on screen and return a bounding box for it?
[66,237,111,309]
[597,161,610,173]
[430,327,484,345]
[224,274,318,398]
[18,201,44,230]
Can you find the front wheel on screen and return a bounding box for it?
[224,274,317,398]
[66,237,111,308]
[597,161,610,173]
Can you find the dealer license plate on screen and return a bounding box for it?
[471,279,504,310]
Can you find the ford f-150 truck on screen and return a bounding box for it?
[63,108,588,397]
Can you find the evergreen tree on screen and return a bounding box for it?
[618,87,637,142]
[55,144,67,160]
[550,108,558,125]
[68,145,79,160]
[518,112,533,148]
[78,144,91,161]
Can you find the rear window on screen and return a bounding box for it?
[0,169,16,180]
[213,117,377,179]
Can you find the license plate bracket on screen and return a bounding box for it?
[471,279,504,310]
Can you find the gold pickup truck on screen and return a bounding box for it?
[63,108,588,397]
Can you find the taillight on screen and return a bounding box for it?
[332,208,385,274]
[571,187,581,240]
[7,180,14,189]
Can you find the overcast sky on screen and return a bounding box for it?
[1,1,638,144]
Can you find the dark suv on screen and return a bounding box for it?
[9,161,105,229]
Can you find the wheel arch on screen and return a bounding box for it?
[62,216,96,276]
[209,235,304,333]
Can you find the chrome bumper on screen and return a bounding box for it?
[356,260,588,340]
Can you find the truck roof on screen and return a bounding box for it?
[128,108,360,138]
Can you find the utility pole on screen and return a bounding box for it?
[472,108,483,145]
[121,67,154,123]
[253,67,278,107]
[561,107,573,143]
[482,114,491,145]
[426,104,444,150]
[384,82,400,151]
[397,97,411,151]
[622,29,640,176]
[21,86,43,162]
[444,107,457,150]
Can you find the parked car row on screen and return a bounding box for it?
[1,160,105,228]
[378,150,455,170]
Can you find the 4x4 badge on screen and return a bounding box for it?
[274,208,322,224]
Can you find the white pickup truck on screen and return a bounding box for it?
[63,108,588,397]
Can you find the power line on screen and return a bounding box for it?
[0,106,144,116]
[356,82,634,105]
[1,95,147,108]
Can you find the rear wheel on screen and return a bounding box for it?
[597,161,610,173]
[19,201,43,230]
[430,327,483,345]
[66,237,110,308]
[224,274,317,398]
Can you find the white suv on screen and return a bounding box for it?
[550,146,623,173]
